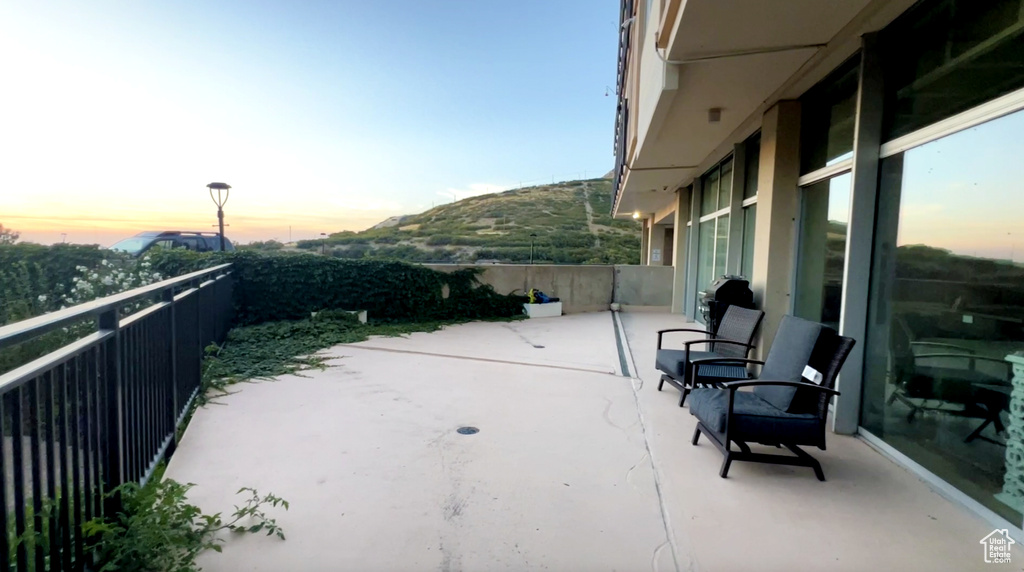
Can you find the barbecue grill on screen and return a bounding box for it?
[699,276,755,334]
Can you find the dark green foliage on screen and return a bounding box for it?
[225,251,525,325]
[82,479,288,572]
[290,178,641,265]
[238,240,284,251]
[0,243,111,325]
[199,311,475,399]
[146,250,527,326]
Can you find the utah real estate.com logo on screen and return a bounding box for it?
[980,529,1015,564]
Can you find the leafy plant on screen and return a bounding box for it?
[82,480,288,572]
[0,223,18,244]
[146,249,528,326]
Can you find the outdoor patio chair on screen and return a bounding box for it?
[887,315,1011,444]
[688,315,855,481]
[655,306,764,407]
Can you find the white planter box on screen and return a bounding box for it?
[524,302,562,318]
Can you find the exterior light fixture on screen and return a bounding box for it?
[632,212,641,219]
[207,182,231,251]
[708,108,722,123]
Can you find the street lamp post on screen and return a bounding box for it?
[530,233,537,265]
[207,182,231,251]
[320,233,328,255]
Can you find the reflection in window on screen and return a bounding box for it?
[701,168,720,216]
[800,56,860,174]
[795,174,850,330]
[718,160,733,211]
[696,221,716,305]
[882,0,1024,139]
[861,108,1024,525]
[743,133,760,199]
[741,205,757,280]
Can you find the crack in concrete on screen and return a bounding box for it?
[502,323,546,349]
[652,539,671,572]
[346,344,618,376]
[625,451,650,489]
[613,312,689,572]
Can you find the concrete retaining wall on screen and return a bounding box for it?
[423,264,673,313]
[613,265,673,310]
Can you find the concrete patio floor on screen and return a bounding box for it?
[166,312,1011,571]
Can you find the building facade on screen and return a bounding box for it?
[613,0,1024,537]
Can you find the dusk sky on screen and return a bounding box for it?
[0,1,619,245]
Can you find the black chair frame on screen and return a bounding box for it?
[692,379,840,481]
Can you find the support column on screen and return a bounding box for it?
[726,142,746,275]
[684,180,701,318]
[648,221,667,265]
[751,100,801,354]
[640,217,650,265]
[670,187,691,314]
[833,33,884,434]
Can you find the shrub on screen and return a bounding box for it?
[147,250,527,325]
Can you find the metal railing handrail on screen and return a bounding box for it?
[0,263,232,348]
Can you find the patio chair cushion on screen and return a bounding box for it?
[754,317,825,411]
[689,387,820,444]
[656,350,718,378]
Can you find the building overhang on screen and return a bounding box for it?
[613,0,887,218]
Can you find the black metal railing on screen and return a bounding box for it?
[0,264,233,571]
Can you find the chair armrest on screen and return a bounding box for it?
[719,379,841,397]
[911,341,975,354]
[914,353,1006,363]
[913,353,1011,374]
[682,339,754,350]
[690,357,765,367]
[656,327,711,349]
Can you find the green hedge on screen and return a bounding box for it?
[0,243,111,325]
[147,250,527,325]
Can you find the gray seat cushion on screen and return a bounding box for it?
[754,317,824,411]
[656,349,717,378]
[689,387,820,444]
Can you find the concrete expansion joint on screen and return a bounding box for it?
[614,312,688,572]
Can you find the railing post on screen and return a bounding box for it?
[194,278,203,401]
[99,308,124,514]
[163,289,179,456]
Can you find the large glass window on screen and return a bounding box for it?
[740,204,756,280]
[882,0,1024,139]
[696,157,734,322]
[861,108,1024,525]
[794,173,851,330]
[743,133,760,199]
[701,165,721,215]
[740,133,760,280]
[800,56,860,174]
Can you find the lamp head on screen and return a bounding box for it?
[207,182,231,207]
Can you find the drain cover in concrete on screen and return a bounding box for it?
[457,427,479,435]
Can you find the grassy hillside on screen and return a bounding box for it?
[296,178,641,264]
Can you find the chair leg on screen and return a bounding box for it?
[965,418,993,443]
[658,377,664,391]
[678,386,690,407]
[785,444,826,481]
[692,425,701,446]
[719,452,732,478]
